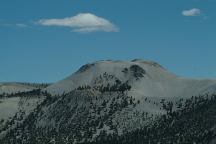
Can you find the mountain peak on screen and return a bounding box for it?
[45,59,176,95]
[75,59,165,74]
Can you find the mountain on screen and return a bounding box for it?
[1,59,216,144]
[46,59,216,97]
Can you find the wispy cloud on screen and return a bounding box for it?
[37,13,119,33]
[0,22,28,28]
[15,23,28,28]
[182,8,201,17]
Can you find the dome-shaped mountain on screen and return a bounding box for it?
[45,59,216,98]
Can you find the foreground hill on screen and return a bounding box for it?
[1,59,216,143]
[0,82,50,96]
[0,83,50,139]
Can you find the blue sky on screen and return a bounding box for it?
[0,0,216,83]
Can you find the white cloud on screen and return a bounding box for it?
[182,8,201,17]
[37,13,119,33]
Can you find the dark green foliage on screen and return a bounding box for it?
[98,81,131,93]
[130,65,146,79]
[1,85,216,144]
[122,65,146,80]
[77,85,91,90]
[1,89,43,98]
[91,94,216,144]
[0,89,136,144]
[75,81,132,94]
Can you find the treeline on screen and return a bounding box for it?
[76,80,131,94]
[18,82,51,89]
[0,89,51,98]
